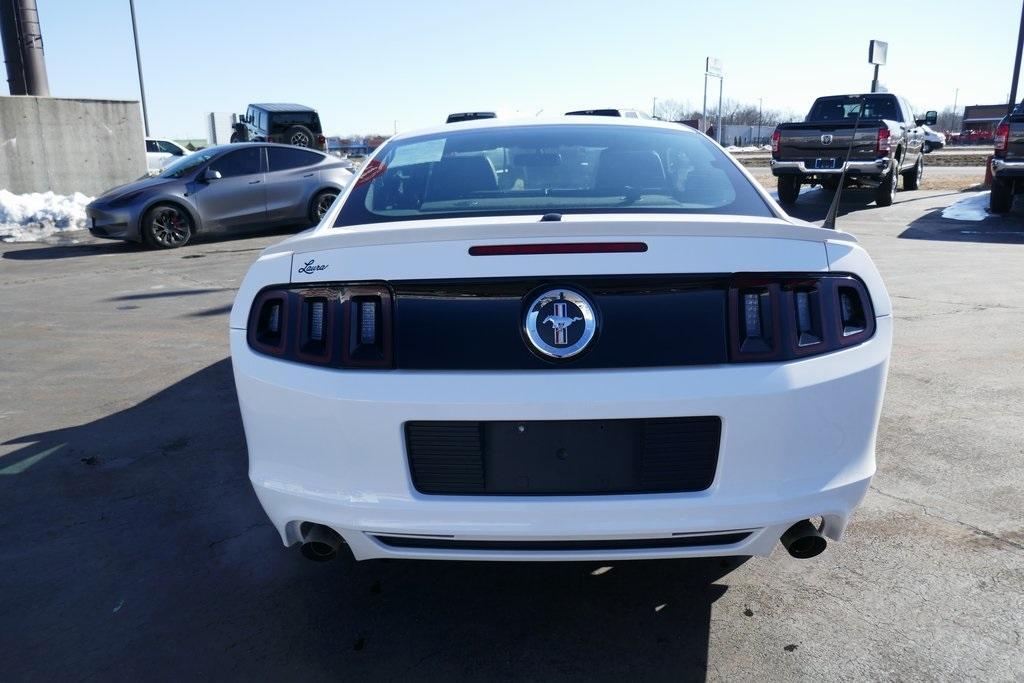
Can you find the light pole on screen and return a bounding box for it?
[951,87,959,131]
[757,97,763,144]
[1007,0,1024,115]
[128,0,149,135]
[703,57,723,142]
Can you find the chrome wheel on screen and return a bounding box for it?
[148,206,191,248]
[314,191,338,220]
[290,132,311,147]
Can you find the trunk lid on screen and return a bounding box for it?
[277,214,843,284]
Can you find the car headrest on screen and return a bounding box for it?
[426,155,498,201]
[594,150,666,192]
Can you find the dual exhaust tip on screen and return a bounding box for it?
[780,519,827,559]
[298,519,827,562]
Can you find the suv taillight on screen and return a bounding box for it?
[876,127,891,155]
[728,275,875,362]
[771,129,781,155]
[995,122,1010,153]
[248,284,393,368]
[316,134,326,148]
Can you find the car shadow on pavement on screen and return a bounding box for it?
[0,358,745,680]
[898,207,1024,244]
[780,187,881,223]
[1,240,147,261]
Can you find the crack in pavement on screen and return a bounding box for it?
[869,486,1024,553]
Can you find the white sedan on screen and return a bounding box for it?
[230,117,891,564]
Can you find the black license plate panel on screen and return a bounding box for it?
[814,157,838,169]
[404,417,721,495]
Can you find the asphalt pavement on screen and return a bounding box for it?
[1,191,1022,680]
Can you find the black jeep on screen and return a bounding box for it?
[230,103,326,150]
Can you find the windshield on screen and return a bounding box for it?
[807,95,898,122]
[159,150,217,178]
[334,124,772,227]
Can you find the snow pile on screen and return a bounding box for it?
[0,190,93,243]
[725,144,771,153]
[941,192,990,222]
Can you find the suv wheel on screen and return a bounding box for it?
[310,189,339,223]
[143,204,193,249]
[285,125,315,148]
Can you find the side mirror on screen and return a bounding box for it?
[204,168,222,182]
[924,110,937,126]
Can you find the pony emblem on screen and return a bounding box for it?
[543,302,583,345]
[524,288,597,359]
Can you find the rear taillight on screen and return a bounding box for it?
[876,127,891,155]
[728,275,874,362]
[771,129,780,155]
[248,283,393,368]
[995,122,1010,152]
[316,134,326,148]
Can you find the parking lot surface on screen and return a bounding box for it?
[1,190,1022,680]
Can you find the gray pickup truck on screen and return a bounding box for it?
[771,94,936,207]
[990,111,1024,212]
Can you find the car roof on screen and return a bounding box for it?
[197,142,327,155]
[249,103,317,113]
[392,115,699,142]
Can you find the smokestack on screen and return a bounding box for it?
[0,0,50,96]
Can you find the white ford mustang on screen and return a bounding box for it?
[230,117,891,563]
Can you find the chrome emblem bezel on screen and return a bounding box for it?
[524,288,597,359]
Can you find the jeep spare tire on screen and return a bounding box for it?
[285,125,315,148]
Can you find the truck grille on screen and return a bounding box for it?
[405,417,721,495]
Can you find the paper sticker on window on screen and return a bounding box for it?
[389,139,445,168]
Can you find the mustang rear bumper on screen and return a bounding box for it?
[230,316,891,561]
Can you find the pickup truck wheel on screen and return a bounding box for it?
[990,176,1014,213]
[777,176,800,204]
[874,166,897,207]
[903,154,923,191]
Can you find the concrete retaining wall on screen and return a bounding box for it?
[0,96,146,196]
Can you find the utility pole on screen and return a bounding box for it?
[704,57,723,141]
[757,97,763,143]
[0,0,50,96]
[128,0,149,135]
[951,87,959,130]
[652,96,656,118]
[1007,0,1024,115]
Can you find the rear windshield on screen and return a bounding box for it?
[269,112,320,129]
[334,124,772,227]
[807,95,898,122]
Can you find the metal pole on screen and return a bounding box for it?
[0,0,50,96]
[702,74,708,132]
[717,77,723,145]
[871,65,879,93]
[951,87,959,130]
[1008,0,1024,115]
[128,0,149,135]
[652,96,656,118]
[757,97,763,143]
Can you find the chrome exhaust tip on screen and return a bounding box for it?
[299,523,345,562]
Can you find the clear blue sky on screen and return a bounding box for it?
[4,0,1022,138]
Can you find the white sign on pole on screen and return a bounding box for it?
[706,56,723,77]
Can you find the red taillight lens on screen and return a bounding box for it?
[771,129,781,155]
[248,284,393,368]
[995,122,1010,152]
[728,275,875,362]
[316,134,326,147]
[876,127,891,154]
